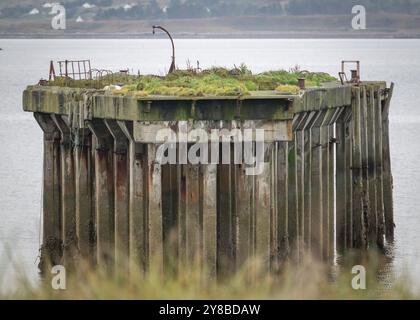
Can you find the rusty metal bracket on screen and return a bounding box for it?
[49,60,56,81]
[340,60,360,85]
[298,78,306,90]
[338,72,348,85]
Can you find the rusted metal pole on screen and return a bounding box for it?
[298,78,305,90]
[152,25,176,74]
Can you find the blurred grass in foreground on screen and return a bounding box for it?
[2,249,419,300]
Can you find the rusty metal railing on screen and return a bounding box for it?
[57,60,92,80]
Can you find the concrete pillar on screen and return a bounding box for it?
[105,119,129,271]
[360,86,371,246]
[335,112,347,253]
[52,115,76,267]
[294,113,309,261]
[74,128,94,263]
[288,114,306,261]
[310,110,326,259]
[255,142,273,271]
[277,141,289,263]
[185,163,201,268]
[234,163,253,270]
[270,144,279,270]
[161,163,179,275]
[374,88,385,248]
[202,162,217,278]
[382,83,395,241]
[302,111,322,254]
[217,146,235,276]
[118,121,147,273]
[286,118,298,260]
[178,163,187,270]
[366,87,378,246]
[327,123,335,261]
[320,108,342,261]
[34,113,62,271]
[336,106,355,252]
[344,109,354,249]
[352,87,367,249]
[147,144,163,273]
[87,119,115,270]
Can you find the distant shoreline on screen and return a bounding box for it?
[3,12,420,39]
[2,32,420,39]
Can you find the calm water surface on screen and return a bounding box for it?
[0,39,419,292]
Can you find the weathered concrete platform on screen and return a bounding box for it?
[23,81,394,275]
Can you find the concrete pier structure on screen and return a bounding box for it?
[23,81,394,274]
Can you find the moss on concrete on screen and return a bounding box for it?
[47,65,337,97]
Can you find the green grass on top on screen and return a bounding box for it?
[47,64,337,97]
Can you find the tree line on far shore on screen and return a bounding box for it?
[1,0,420,20]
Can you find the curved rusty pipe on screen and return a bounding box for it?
[152,25,176,74]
